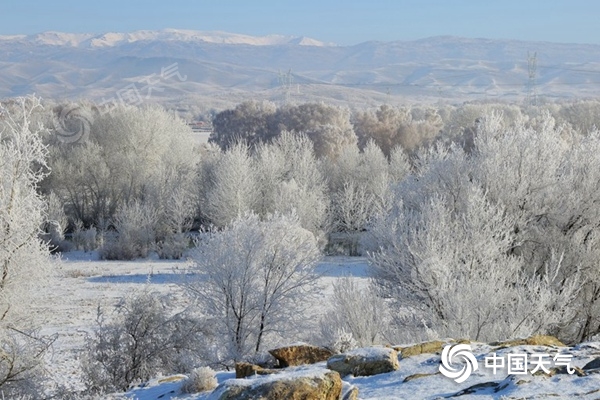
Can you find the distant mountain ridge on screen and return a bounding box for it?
[0,29,335,48]
[1,30,600,109]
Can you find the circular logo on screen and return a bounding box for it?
[52,105,93,143]
[439,344,478,383]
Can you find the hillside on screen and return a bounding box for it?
[2,30,600,109]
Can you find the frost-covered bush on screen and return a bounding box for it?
[100,201,159,260]
[319,327,358,354]
[353,105,442,155]
[82,288,207,393]
[320,277,389,348]
[181,367,218,394]
[72,220,98,252]
[156,232,190,260]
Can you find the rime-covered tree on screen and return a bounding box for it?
[210,100,277,150]
[368,112,587,342]
[326,141,395,232]
[255,132,328,235]
[275,103,357,158]
[353,105,442,155]
[47,105,197,229]
[187,213,321,364]
[0,96,51,396]
[201,142,258,228]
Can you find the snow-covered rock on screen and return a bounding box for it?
[268,343,334,367]
[327,346,399,377]
[208,366,342,400]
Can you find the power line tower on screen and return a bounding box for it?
[278,69,293,103]
[527,51,538,105]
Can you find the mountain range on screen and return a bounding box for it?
[2,29,600,111]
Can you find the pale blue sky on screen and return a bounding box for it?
[1,0,599,45]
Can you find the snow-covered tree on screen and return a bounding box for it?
[327,141,392,233]
[47,104,197,229]
[370,183,578,341]
[187,213,321,364]
[201,142,258,228]
[83,287,207,393]
[275,103,357,158]
[0,96,51,396]
[210,100,277,150]
[368,112,586,342]
[353,105,442,155]
[255,132,328,235]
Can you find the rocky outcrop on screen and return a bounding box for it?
[269,343,334,367]
[327,346,399,377]
[209,368,342,400]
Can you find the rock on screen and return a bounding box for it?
[327,346,399,377]
[209,368,342,400]
[583,357,600,370]
[341,381,359,400]
[235,362,280,378]
[491,335,565,348]
[451,375,520,396]
[395,340,445,358]
[269,343,334,367]
[403,372,440,382]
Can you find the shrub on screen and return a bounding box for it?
[181,367,218,394]
[100,202,159,260]
[82,287,207,393]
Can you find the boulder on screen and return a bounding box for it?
[327,346,399,377]
[395,340,445,358]
[235,362,280,379]
[269,343,334,367]
[491,335,565,348]
[209,368,342,400]
[341,381,359,400]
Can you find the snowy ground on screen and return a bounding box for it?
[37,253,600,399]
[123,342,600,400]
[33,252,370,393]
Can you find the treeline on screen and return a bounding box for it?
[10,98,600,260]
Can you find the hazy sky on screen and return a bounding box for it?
[1,0,599,45]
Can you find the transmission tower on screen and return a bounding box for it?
[527,51,538,105]
[278,69,293,103]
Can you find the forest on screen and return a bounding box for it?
[3,96,600,397]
